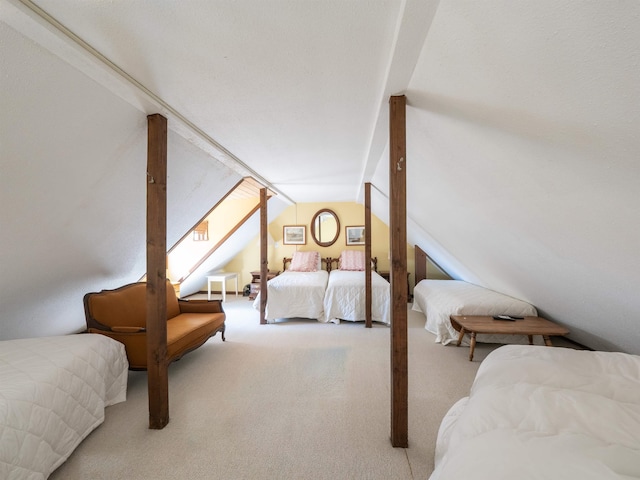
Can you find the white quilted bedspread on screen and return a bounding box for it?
[412,280,538,345]
[0,334,128,480]
[253,270,329,322]
[322,270,390,324]
[431,345,640,480]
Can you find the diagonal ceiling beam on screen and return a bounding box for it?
[356,0,440,203]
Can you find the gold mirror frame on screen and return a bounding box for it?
[310,209,340,247]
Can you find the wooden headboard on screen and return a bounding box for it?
[414,245,451,283]
[282,256,333,272]
[326,256,378,272]
[415,246,428,284]
[282,256,378,273]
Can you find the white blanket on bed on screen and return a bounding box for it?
[322,270,390,324]
[253,270,329,322]
[412,280,538,345]
[431,345,640,480]
[0,334,128,480]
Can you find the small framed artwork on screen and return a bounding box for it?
[345,226,365,245]
[283,225,306,245]
[193,221,209,241]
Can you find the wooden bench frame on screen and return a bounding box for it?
[450,315,569,361]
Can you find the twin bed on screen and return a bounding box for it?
[0,334,128,479]
[411,246,539,346]
[254,250,390,325]
[431,344,640,479]
[323,268,390,325]
[412,279,539,345]
[257,258,330,322]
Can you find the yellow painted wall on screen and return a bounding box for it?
[168,196,259,281]
[222,202,417,292]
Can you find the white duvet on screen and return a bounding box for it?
[253,270,329,322]
[0,334,128,480]
[431,345,640,480]
[412,279,538,345]
[322,270,390,324]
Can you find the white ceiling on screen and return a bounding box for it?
[8,0,436,204]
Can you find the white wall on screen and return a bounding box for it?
[370,1,640,354]
[0,21,240,339]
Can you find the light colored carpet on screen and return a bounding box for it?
[49,296,501,480]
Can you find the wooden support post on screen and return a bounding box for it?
[365,182,372,328]
[259,187,268,325]
[389,95,408,447]
[146,113,169,429]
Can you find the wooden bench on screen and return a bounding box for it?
[450,315,569,361]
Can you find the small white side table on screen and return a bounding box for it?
[207,273,239,302]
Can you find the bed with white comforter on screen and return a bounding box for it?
[431,345,640,479]
[322,270,390,324]
[412,279,538,345]
[0,334,128,480]
[253,270,329,322]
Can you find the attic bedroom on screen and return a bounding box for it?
[1,1,639,479]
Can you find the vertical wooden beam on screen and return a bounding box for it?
[365,182,372,328]
[389,95,408,447]
[146,113,169,429]
[259,188,268,325]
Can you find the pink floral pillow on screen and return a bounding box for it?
[340,250,366,271]
[289,251,320,272]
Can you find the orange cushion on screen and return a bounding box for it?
[88,281,180,329]
[166,313,225,360]
[165,282,181,319]
[88,283,147,329]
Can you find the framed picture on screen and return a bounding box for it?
[283,225,306,245]
[192,221,208,241]
[345,226,365,245]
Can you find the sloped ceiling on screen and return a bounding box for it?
[1,1,639,354]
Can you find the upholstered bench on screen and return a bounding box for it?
[83,280,225,370]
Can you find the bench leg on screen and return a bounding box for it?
[469,333,477,361]
[527,335,534,345]
[456,328,466,347]
[543,335,553,347]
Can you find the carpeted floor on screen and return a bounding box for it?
[50,296,503,480]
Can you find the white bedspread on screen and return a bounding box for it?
[0,334,128,480]
[431,345,640,480]
[322,270,390,324]
[253,270,329,322]
[412,279,537,345]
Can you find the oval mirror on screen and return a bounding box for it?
[311,209,340,247]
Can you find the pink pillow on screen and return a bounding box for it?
[289,251,320,272]
[340,250,366,271]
